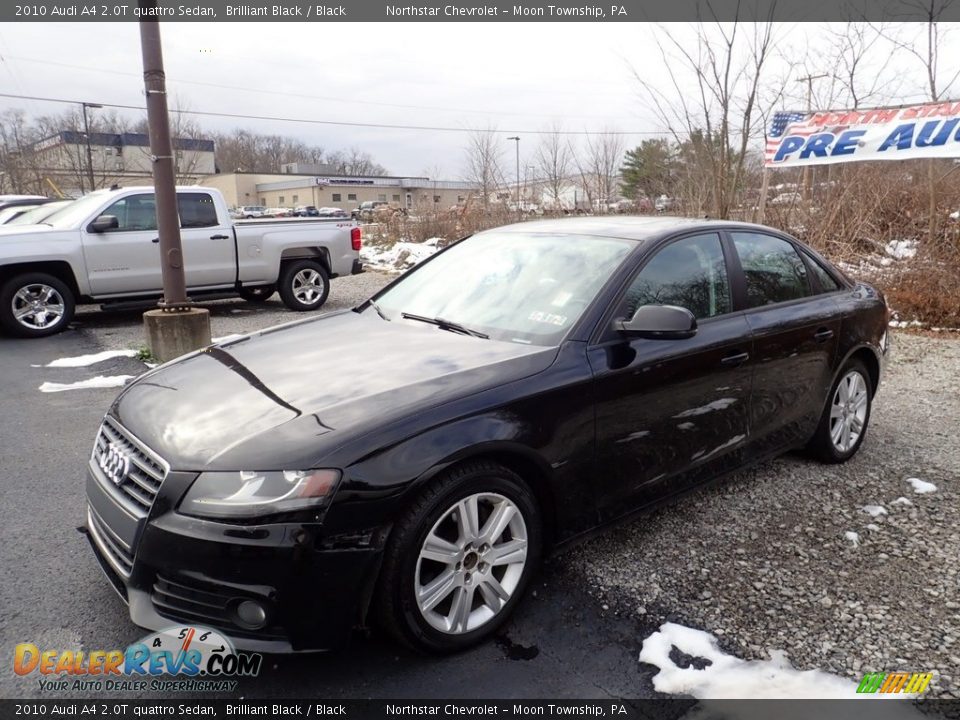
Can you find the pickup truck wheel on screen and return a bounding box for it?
[374,461,542,653]
[0,273,75,338]
[278,260,329,311]
[238,285,275,303]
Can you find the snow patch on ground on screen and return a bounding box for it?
[844,531,860,547]
[639,622,857,698]
[861,505,888,517]
[891,496,914,507]
[211,334,246,344]
[885,239,917,260]
[907,477,937,494]
[41,350,138,367]
[39,375,134,393]
[361,239,442,273]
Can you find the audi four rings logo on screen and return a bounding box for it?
[98,442,131,485]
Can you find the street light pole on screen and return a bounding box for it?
[507,136,520,221]
[138,0,211,362]
[81,102,102,192]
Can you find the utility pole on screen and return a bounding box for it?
[138,0,210,361]
[797,73,827,201]
[507,136,520,221]
[81,102,102,192]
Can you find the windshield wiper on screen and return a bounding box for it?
[368,300,389,321]
[401,312,489,339]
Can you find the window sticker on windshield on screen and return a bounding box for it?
[528,310,567,326]
[551,292,573,307]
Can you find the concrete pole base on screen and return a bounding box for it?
[143,308,212,364]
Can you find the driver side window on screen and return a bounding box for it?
[100,194,157,232]
[621,233,732,320]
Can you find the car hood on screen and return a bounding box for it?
[113,310,557,471]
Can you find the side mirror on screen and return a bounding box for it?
[89,215,119,233]
[615,304,697,340]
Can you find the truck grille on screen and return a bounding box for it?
[92,416,167,518]
[87,506,134,578]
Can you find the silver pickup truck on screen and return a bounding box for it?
[0,186,363,337]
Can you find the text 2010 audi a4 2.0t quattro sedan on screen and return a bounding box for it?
[85,217,889,653]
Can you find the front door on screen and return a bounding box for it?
[588,232,753,523]
[82,193,163,295]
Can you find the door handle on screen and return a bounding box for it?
[210,234,230,240]
[814,328,834,343]
[721,351,750,367]
[151,238,159,243]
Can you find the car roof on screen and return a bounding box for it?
[488,216,795,243]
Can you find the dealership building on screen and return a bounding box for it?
[202,165,479,211]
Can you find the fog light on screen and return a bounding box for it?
[235,600,267,629]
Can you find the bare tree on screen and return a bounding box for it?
[534,123,572,210]
[635,13,776,218]
[463,127,505,209]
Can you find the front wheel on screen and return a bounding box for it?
[0,273,76,338]
[808,359,873,463]
[277,260,329,311]
[375,461,541,653]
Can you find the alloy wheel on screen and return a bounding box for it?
[829,370,869,453]
[11,283,66,331]
[292,269,323,305]
[414,492,528,635]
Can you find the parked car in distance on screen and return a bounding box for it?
[0,186,363,337]
[654,195,675,212]
[0,204,42,224]
[263,207,292,218]
[5,199,74,226]
[318,206,350,218]
[84,216,888,654]
[0,194,49,211]
[352,200,389,220]
[238,205,267,218]
[294,205,320,217]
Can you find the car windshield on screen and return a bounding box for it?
[8,200,73,225]
[41,191,114,228]
[372,231,634,346]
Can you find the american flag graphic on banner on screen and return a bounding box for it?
[766,111,815,164]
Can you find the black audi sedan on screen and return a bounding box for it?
[85,217,889,653]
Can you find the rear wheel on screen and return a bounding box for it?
[808,359,872,463]
[0,273,75,338]
[375,461,541,653]
[238,285,275,303]
[277,260,329,311]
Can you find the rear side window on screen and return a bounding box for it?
[731,232,810,308]
[178,193,218,228]
[621,233,732,320]
[803,251,843,292]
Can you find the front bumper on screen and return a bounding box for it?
[85,460,383,652]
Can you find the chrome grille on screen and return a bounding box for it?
[92,416,167,518]
[87,506,134,578]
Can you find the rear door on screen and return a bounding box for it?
[727,231,841,458]
[178,192,236,289]
[587,232,753,523]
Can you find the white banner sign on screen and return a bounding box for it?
[765,101,960,167]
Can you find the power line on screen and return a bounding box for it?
[0,91,663,137]
[2,53,643,123]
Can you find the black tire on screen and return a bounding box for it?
[0,273,75,338]
[374,461,542,653]
[808,358,873,463]
[238,285,275,303]
[277,260,329,312]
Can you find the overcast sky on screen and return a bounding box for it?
[1,22,957,179]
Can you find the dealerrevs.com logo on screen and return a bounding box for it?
[15,626,262,693]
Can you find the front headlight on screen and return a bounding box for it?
[180,469,341,520]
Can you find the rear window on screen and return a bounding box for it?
[731,232,811,308]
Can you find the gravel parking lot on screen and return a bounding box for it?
[569,333,960,697]
[43,276,960,698]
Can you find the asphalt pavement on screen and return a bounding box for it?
[0,277,665,703]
